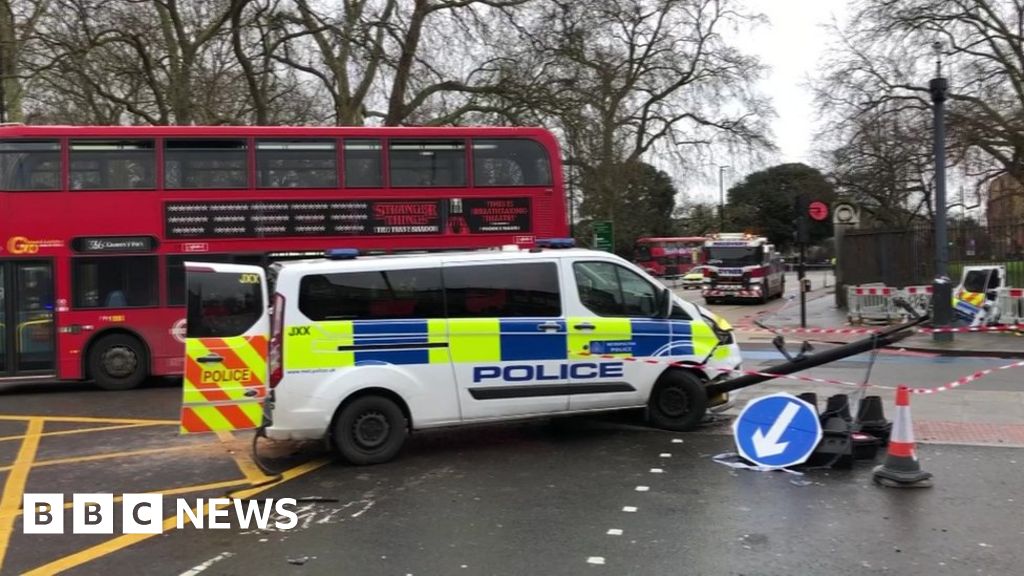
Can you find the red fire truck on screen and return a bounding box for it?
[701,233,785,304]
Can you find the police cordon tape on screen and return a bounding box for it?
[743,323,1024,336]
[575,351,1024,395]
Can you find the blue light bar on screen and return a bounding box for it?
[325,248,360,260]
[535,238,575,249]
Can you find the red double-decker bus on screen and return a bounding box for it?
[633,236,706,277]
[0,124,566,389]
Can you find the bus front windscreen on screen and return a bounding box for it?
[705,246,762,267]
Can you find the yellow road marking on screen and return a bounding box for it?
[0,443,217,473]
[23,458,330,575]
[0,415,177,425]
[216,431,271,484]
[0,423,167,443]
[0,419,44,570]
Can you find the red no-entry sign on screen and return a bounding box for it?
[808,201,829,221]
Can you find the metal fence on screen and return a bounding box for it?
[839,223,1024,303]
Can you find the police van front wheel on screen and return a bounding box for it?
[647,371,708,431]
[333,396,408,465]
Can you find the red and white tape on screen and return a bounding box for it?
[741,323,1024,336]
[581,352,867,389]
[575,352,1024,395]
[907,360,1024,394]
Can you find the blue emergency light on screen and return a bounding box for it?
[535,238,575,249]
[325,248,360,260]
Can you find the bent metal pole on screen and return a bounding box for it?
[704,314,930,398]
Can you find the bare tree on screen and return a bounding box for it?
[28,0,241,124]
[0,0,50,122]
[24,0,324,125]
[818,0,1024,196]
[483,0,774,226]
[822,105,937,228]
[275,0,529,126]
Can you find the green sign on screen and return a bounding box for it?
[593,220,614,251]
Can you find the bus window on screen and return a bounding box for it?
[0,140,61,190]
[73,256,158,309]
[389,140,466,187]
[70,140,155,190]
[257,140,337,189]
[165,139,247,189]
[473,139,552,186]
[298,268,444,321]
[443,262,561,317]
[343,139,382,188]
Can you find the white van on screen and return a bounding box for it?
[181,245,743,464]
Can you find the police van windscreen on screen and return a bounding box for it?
[705,246,762,267]
[187,271,263,338]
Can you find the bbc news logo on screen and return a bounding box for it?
[23,494,298,534]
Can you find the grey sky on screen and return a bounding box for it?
[690,0,848,204]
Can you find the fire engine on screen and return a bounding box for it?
[701,233,785,304]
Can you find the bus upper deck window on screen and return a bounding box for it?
[472,139,552,187]
[70,140,155,190]
[0,140,61,190]
[165,139,248,189]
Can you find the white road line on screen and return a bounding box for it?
[671,438,683,444]
[179,552,236,576]
[587,557,606,565]
[622,506,637,512]
[607,528,623,536]
[659,453,672,458]
[650,468,663,473]
[635,486,649,492]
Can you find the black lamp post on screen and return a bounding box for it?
[930,42,954,342]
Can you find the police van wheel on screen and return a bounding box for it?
[333,396,408,465]
[89,334,148,391]
[647,371,708,432]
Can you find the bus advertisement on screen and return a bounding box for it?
[0,125,567,389]
[633,236,706,277]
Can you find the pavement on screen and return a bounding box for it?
[677,275,1024,449]
[701,274,1024,358]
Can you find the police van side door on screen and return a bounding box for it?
[444,260,569,420]
[181,262,269,434]
[567,260,669,410]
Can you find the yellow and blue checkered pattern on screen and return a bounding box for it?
[285,317,713,370]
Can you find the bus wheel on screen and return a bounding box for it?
[333,395,408,465]
[89,334,148,391]
[647,370,708,431]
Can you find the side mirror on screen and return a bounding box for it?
[658,287,673,318]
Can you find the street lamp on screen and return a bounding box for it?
[930,41,953,342]
[718,165,730,231]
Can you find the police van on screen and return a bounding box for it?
[182,243,743,464]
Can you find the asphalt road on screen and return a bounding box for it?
[48,418,1024,576]
[3,267,1023,576]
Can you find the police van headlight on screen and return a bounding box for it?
[701,312,733,345]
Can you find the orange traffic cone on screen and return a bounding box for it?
[872,386,932,488]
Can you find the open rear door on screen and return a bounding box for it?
[181,262,269,434]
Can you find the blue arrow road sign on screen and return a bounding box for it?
[733,393,822,469]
